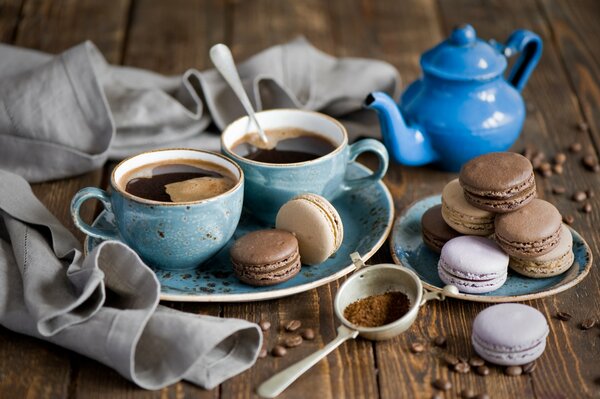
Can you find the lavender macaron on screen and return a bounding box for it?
[472,303,549,365]
[438,236,509,294]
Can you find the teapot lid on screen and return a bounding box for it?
[421,24,507,81]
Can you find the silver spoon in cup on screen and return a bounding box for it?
[257,253,458,398]
[209,43,271,147]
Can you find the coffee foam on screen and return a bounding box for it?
[165,176,235,202]
[238,127,320,150]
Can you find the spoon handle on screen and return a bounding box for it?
[209,44,267,142]
[256,325,358,398]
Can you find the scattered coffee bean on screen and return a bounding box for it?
[522,147,535,160]
[284,335,303,348]
[410,342,425,353]
[522,361,537,374]
[538,162,552,172]
[454,362,471,374]
[569,142,582,153]
[580,319,596,330]
[284,320,301,332]
[259,320,271,331]
[433,335,447,348]
[469,356,485,367]
[301,328,315,340]
[582,203,592,214]
[258,347,268,358]
[272,345,287,357]
[458,355,469,364]
[556,311,572,321]
[553,164,564,175]
[577,121,589,132]
[563,215,575,225]
[532,153,545,168]
[444,353,459,367]
[582,154,599,171]
[475,394,490,399]
[554,153,567,164]
[432,378,452,391]
[541,169,552,178]
[586,189,594,198]
[460,388,476,399]
[552,186,566,195]
[572,191,587,202]
[431,393,444,399]
[505,365,523,376]
[476,365,490,376]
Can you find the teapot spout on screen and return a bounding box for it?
[365,92,438,166]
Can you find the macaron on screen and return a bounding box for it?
[459,152,536,213]
[509,224,574,278]
[472,303,549,366]
[441,179,495,235]
[495,199,562,258]
[276,194,343,265]
[230,229,301,286]
[438,236,509,294]
[421,204,462,253]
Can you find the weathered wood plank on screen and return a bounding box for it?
[0,0,22,42]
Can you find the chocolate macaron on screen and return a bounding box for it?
[459,152,536,213]
[495,199,562,258]
[441,179,495,236]
[421,204,462,253]
[230,229,301,286]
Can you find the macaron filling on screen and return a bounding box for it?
[461,172,535,199]
[472,332,547,365]
[496,225,561,257]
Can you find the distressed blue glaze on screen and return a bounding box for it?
[86,164,394,302]
[391,195,591,302]
[366,24,543,171]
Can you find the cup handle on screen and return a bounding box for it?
[70,187,119,241]
[341,138,389,191]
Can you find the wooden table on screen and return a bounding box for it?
[1,0,599,398]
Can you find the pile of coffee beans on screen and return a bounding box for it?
[257,318,316,359]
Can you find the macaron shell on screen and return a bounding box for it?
[421,204,462,253]
[299,193,344,251]
[276,194,341,265]
[234,254,301,286]
[472,334,546,366]
[438,263,507,294]
[462,179,536,213]
[441,179,495,235]
[459,152,534,196]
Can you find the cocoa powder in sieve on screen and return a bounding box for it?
[343,291,411,327]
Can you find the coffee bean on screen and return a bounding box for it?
[458,355,469,364]
[582,154,598,170]
[272,345,287,357]
[454,362,471,374]
[563,215,575,225]
[475,394,490,399]
[410,342,425,353]
[532,153,545,168]
[259,320,271,331]
[258,347,268,358]
[433,335,447,348]
[554,153,567,164]
[552,186,566,195]
[556,311,572,321]
[553,164,564,175]
[577,121,589,132]
[476,365,490,376]
[522,147,535,160]
[469,356,485,367]
[586,189,595,198]
[541,169,552,178]
[582,203,592,214]
[284,320,301,332]
[301,328,315,340]
[505,366,523,376]
[522,361,537,374]
[569,142,582,153]
[432,378,452,391]
[538,162,552,172]
[460,388,475,399]
[443,353,459,366]
[572,191,587,202]
[284,335,303,348]
[431,393,444,399]
[580,319,596,330]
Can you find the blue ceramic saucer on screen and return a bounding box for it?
[86,163,394,302]
[390,195,592,303]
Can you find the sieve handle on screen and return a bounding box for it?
[257,325,358,398]
[420,285,459,306]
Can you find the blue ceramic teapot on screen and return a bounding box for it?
[365,24,542,171]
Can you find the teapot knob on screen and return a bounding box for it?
[450,24,476,46]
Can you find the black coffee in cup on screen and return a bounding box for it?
[123,159,236,202]
[232,128,337,164]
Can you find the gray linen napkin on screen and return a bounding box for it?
[0,169,262,389]
[0,37,399,182]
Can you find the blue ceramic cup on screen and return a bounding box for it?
[221,109,389,223]
[71,149,244,271]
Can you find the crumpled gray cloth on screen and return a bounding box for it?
[0,169,262,390]
[0,37,399,182]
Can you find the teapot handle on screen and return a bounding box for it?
[503,30,543,92]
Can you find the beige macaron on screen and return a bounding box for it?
[441,179,495,236]
[275,193,344,265]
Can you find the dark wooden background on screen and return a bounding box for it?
[0,0,599,398]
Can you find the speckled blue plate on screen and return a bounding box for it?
[390,195,592,303]
[86,163,394,302]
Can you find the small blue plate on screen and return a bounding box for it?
[390,195,592,303]
[86,163,394,302]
